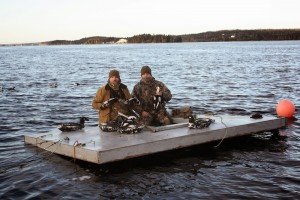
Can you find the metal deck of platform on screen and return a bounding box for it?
[24,115,286,164]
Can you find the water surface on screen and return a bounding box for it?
[0,41,299,199]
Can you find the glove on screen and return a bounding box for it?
[100,98,117,109]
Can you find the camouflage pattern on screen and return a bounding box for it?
[92,83,131,123]
[132,77,172,125]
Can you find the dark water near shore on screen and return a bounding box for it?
[0,41,299,199]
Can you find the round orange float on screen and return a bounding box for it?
[276,99,295,118]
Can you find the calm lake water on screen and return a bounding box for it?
[0,41,299,199]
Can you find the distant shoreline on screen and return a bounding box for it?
[1,29,299,46]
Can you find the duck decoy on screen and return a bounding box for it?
[117,112,143,134]
[58,117,89,132]
[99,121,119,132]
[124,97,140,106]
[188,115,214,129]
[49,83,58,88]
[118,112,136,127]
[250,113,263,119]
[153,87,162,110]
[7,87,15,91]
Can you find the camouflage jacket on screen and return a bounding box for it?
[92,83,131,123]
[131,77,172,114]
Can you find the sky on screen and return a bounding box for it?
[0,0,299,44]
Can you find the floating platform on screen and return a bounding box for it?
[24,115,286,164]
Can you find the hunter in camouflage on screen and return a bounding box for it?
[132,66,172,126]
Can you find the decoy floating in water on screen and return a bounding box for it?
[250,113,263,119]
[58,117,89,132]
[7,87,16,91]
[49,83,58,88]
[188,115,215,129]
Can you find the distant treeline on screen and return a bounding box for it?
[127,34,183,43]
[5,29,300,46]
[40,36,119,45]
[181,29,300,42]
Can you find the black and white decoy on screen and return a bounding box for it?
[153,87,162,110]
[188,115,214,129]
[7,87,16,91]
[124,97,140,106]
[58,117,89,132]
[49,83,58,88]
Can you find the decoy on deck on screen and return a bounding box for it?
[250,113,263,119]
[188,115,215,129]
[58,117,89,132]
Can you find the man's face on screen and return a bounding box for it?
[142,73,152,79]
[109,76,120,86]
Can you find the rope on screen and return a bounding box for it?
[73,140,78,164]
[212,115,228,148]
[203,113,228,148]
[72,140,88,164]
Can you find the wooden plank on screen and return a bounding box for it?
[146,122,188,132]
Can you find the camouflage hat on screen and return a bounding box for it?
[109,69,120,79]
[141,66,152,76]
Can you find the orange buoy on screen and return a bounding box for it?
[276,99,295,118]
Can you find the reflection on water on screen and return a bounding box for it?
[0,41,299,199]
